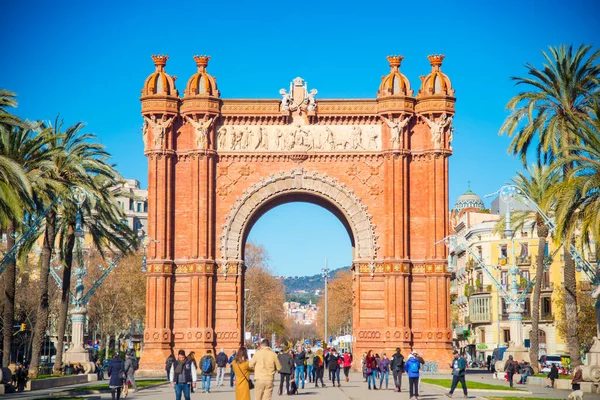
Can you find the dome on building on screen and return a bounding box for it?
[142,55,178,97]
[453,189,485,213]
[417,54,455,98]
[378,55,413,97]
[184,55,219,97]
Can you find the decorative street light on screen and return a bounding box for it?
[244,288,250,345]
[138,229,158,273]
[321,258,330,348]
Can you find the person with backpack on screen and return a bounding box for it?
[123,351,139,395]
[445,350,468,398]
[200,350,216,393]
[228,350,237,388]
[405,351,421,399]
[216,348,229,387]
[504,355,517,388]
[314,349,326,388]
[327,348,341,387]
[166,353,176,381]
[391,348,405,392]
[342,351,352,382]
[170,349,197,400]
[365,350,378,390]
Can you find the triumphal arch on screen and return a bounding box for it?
[140,54,455,371]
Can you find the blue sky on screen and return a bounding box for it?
[2,0,599,276]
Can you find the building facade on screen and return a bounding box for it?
[112,178,148,236]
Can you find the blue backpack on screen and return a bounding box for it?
[408,359,419,374]
[202,357,213,373]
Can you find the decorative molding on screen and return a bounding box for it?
[219,169,378,262]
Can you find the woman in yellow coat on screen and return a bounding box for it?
[232,347,252,400]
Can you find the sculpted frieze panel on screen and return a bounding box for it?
[216,124,382,152]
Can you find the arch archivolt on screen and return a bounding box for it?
[218,168,379,263]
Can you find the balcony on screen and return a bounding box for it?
[498,257,510,266]
[540,313,554,322]
[541,282,554,292]
[516,255,531,266]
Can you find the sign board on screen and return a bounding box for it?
[94,344,99,351]
[329,336,333,343]
[305,339,310,345]
[317,341,322,347]
[245,332,251,340]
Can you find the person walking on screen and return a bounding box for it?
[229,351,237,388]
[306,348,315,383]
[572,365,583,391]
[546,363,559,389]
[200,350,216,393]
[378,352,391,390]
[391,348,405,392]
[445,350,468,398]
[232,347,252,400]
[327,348,341,387]
[486,355,492,371]
[314,349,326,388]
[166,353,176,381]
[108,353,125,400]
[365,350,378,390]
[249,338,282,400]
[278,348,293,395]
[504,355,518,388]
[293,346,306,390]
[216,348,229,387]
[170,350,197,400]
[124,351,138,395]
[405,351,421,400]
[342,351,352,382]
[96,359,104,380]
[361,352,368,382]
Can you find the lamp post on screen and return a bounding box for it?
[244,288,250,345]
[322,258,330,348]
[139,229,158,273]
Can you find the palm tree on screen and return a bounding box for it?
[0,122,56,367]
[49,121,137,374]
[510,165,559,372]
[500,44,600,366]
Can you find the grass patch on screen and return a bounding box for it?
[486,398,550,400]
[67,379,168,392]
[533,373,571,379]
[420,379,524,391]
[31,374,61,380]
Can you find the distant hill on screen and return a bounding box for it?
[281,266,350,304]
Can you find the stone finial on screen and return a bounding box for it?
[387,55,404,70]
[428,54,445,70]
[152,55,169,69]
[194,55,210,71]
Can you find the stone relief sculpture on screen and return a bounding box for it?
[279,88,292,111]
[144,115,173,149]
[217,124,382,152]
[142,120,149,148]
[307,89,318,112]
[420,113,452,149]
[381,114,412,148]
[185,115,214,150]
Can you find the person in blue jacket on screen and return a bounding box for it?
[228,350,237,387]
[405,351,422,400]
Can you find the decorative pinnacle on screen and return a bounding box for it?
[427,54,445,67]
[194,55,211,71]
[387,55,404,69]
[151,55,169,69]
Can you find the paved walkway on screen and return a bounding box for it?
[3,371,597,399]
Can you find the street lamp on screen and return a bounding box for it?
[138,230,158,273]
[244,288,250,345]
[321,258,330,348]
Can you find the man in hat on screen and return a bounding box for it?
[445,350,468,398]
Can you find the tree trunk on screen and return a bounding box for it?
[530,219,547,373]
[2,220,17,367]
[105,334,110,362]
[564,243,581,366]
[53,226,75,374]
[28,211,56,378]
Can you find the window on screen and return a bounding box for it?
[469,297,491,323]
[523,298,531,317]
[521,270,530,281]
[144,201,148,213]
[530,329,547,345]
[542,297,552,319]
[137,203,141,213]
[501,271,508,286]
[503,329,511,343]
[500,245,508,259]
[129,199,134,211]
[479,328,486,344]
[543,270,551,289]
[477,246,482,258]
[501,298,508,316]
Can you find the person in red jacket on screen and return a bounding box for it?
[342,351,352,382]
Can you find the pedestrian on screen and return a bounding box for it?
[278,348,293,395]
[518,362,533,384]
[391,348,405,392]
[96,359,104,380]
[504,355,517,388]
[366,350,378,390]
[342,351,352,382]
[170,349,197,400]
[15,363,27,392]
[293,346,306,390]
[231,347,252,400]
[166,353,176,381]
[188,352,198,392]
[445,350,468,398]
[486,355,492,371]
[327,348,341,387]
[546,363,559,389]
[108,353,125,400]
[249,338,282,400]
[572,365,583,391]
[375,353,381,380]
[361,352,368,381]
[289,376,298,394]
[306,348,315,383]
[378,352,391,390]
[229,350,237,388]
[314,349,326,387]
[405,351,421,400]
[200,350,216,393]
[124,351,138,395]
[216,348,229,386]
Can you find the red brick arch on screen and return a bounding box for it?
[139,55,456,373]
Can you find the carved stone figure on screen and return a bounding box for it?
[382,114,412,148]
[351,126,363,149]
[144,115,173,149]
[280,88,291,111]
[275,128,284,151]
[242,126,250,149]
[368,127,379,149]
[185,115,214,150]
[142,120,149,148]
[232,127,243,150]
[325,127,335,151]
[307,88,318,112]
[256,126,268,150]
[218,126,228,149]
[421,113,452,149]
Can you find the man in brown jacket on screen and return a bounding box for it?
[249,339,282,400]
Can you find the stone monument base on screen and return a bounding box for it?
[583,337,600,382]
[495,345,530,372]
